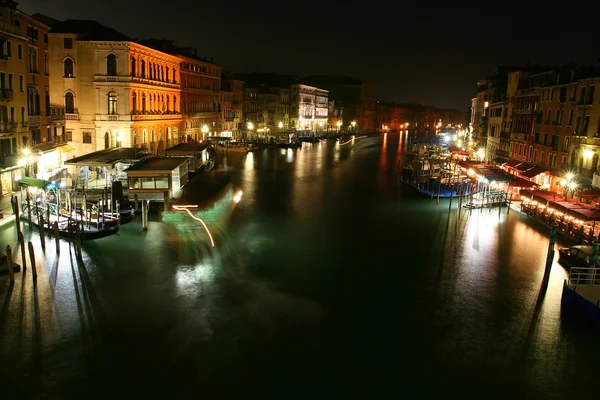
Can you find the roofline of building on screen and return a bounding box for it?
[14,9,49,30]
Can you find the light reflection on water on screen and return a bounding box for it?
[0,133,597,397]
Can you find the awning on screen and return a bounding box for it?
[509,177,538,188]
[521,166,548,178]
[503,160,522,168]
[17,177,49,189]
[56,144,75,153]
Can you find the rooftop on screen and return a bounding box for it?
[164,142,210,154]
[125,157,188,172]
[33,16,133,41]
[65,147,151,166]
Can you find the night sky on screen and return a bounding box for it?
[19,0,599,111]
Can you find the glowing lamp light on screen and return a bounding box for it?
[583,149,594,159]
[569,182,577,190]
[233,190,243,203]
[278,121,283,128]
[247,122,254,130]
[201,125,209,133]
[566,172,574,181]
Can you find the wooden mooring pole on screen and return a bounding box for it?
[28,241,37,279]
[5,245,14,283]
[18,231,26,270]
[53,221,60,254]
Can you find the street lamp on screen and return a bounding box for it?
[337,121,342,132]
[278,121,283,129]
[560,173,577,200]
[351,120,357,132]
[18,148,35,176]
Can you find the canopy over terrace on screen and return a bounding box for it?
[65,147,152,190]
[525,189,600,221]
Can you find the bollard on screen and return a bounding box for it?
[53,221,60,254]
[28,241,37,279]
[6,245,14,283]
[18,231,26,270]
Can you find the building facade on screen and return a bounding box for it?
[0,2,51,171]
[221,77,243,138]
[44,20,183,159]
[289,83,328,132]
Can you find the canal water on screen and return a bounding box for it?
[1,133,598,398]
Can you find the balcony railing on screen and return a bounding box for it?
[132,113,182,121]
[28,115,41,125]
[0,88,14,100]
[65,113,79,120]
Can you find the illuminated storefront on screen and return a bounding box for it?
[126,157,189,201]
[0,166,24,194]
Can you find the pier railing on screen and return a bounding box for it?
[569,267,600,285]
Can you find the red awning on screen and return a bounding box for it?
[521,166,548,178]
[578,189,600,200]
[509,177,538,188]
[503,160,522,168]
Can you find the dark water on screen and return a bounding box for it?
[1,133,598,398]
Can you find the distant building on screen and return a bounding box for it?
[289,83,328,132]
[302,76,376,131]
[220,75,244,139]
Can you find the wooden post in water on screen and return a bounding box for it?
[75,235,82,261]
[116,200,121,231]
[163,191,170,212]
[53,221,60,254]
[142,200,149,231]
[541,222,559,290]
[6,245,14,283]
[15,202,21,238]
[26,188,32,230]
[437,176,441,205]
[46,204,50,229]
[448,183,454,212]
[38,214,45,251]
[28,241,36,279]
[18,231,26,270]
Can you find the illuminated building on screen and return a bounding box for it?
[38,17,183,158]
[139,40,221,143]
[289,83,328,132]
[220,76,244,139]
[0,2,51,188]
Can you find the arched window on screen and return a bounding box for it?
[64,58,74,77]
[132,92,137,113]
[141,93,146,113]
[568,108,574,125]
[104,132,110,149]
[142,129,148,145]
[165,67,169,82]
[133,130,138,147]
[141,60,146,78]
[107,54,117,76]
[173,96,177,112]
[65,92,74,113]
[130,57,136,77]
[166,95,170,112]
[107,91,117,115]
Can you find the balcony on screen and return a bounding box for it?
[129,76,179,89]
[28,115,41,125]
[65,113,79,120]
[0,88,13,100]
[0,122,17,133]
[132,112,182,121]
